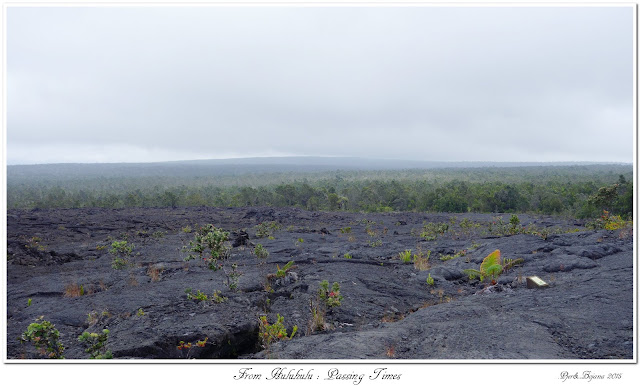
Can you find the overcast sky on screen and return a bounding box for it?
[6,5,634,165]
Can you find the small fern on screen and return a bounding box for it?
[463,249,504,284]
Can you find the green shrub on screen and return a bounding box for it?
[109,240,133,256]
[185,288,208,302]
[318,280,343,308]
[184,224,230,271]
[586,210,631,231]
[20,316,65,359]
[255,221,281,239]
[487,217,510,236]
[459,218,476,230]
[258,314,298,351]
[420,222,449,241]
[369,239,382,247]
[212,290,227,304]
[109,240,133,269]
[508,214,523,234]
[78,329,113,359]
[254,244,269,259]
[111,257,128,270]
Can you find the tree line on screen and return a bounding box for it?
[7,165,633,219]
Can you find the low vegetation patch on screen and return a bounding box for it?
[587,210,632,231]
[78,329,113,359]
[224,263,242,291]
[64,282,86,297]
[185,288,209,302]
[176,337,209,359]
[24,236,46,252]
[259,314,298,351]
[412,248,432,271]
[20,316,65,359]
[318,280,343,308]
[183,224,230,271]
[439,249,467,261]
[420,222,449,241]
[109,240,133,269]
[256,221,281,239]
[147,264,163,282]
[253,244,269,259]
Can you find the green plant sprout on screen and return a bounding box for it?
[270,261,297,279]
[426,273,435,286]
[398,249,412,263]
[224,263,242,291]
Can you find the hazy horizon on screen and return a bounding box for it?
[6,155,633,168]
[6,5,634,165]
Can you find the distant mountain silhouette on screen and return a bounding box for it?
[7,156,628,180]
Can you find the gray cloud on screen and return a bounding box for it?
[7,6,633,164]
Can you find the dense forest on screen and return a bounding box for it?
[7,162,633,219]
